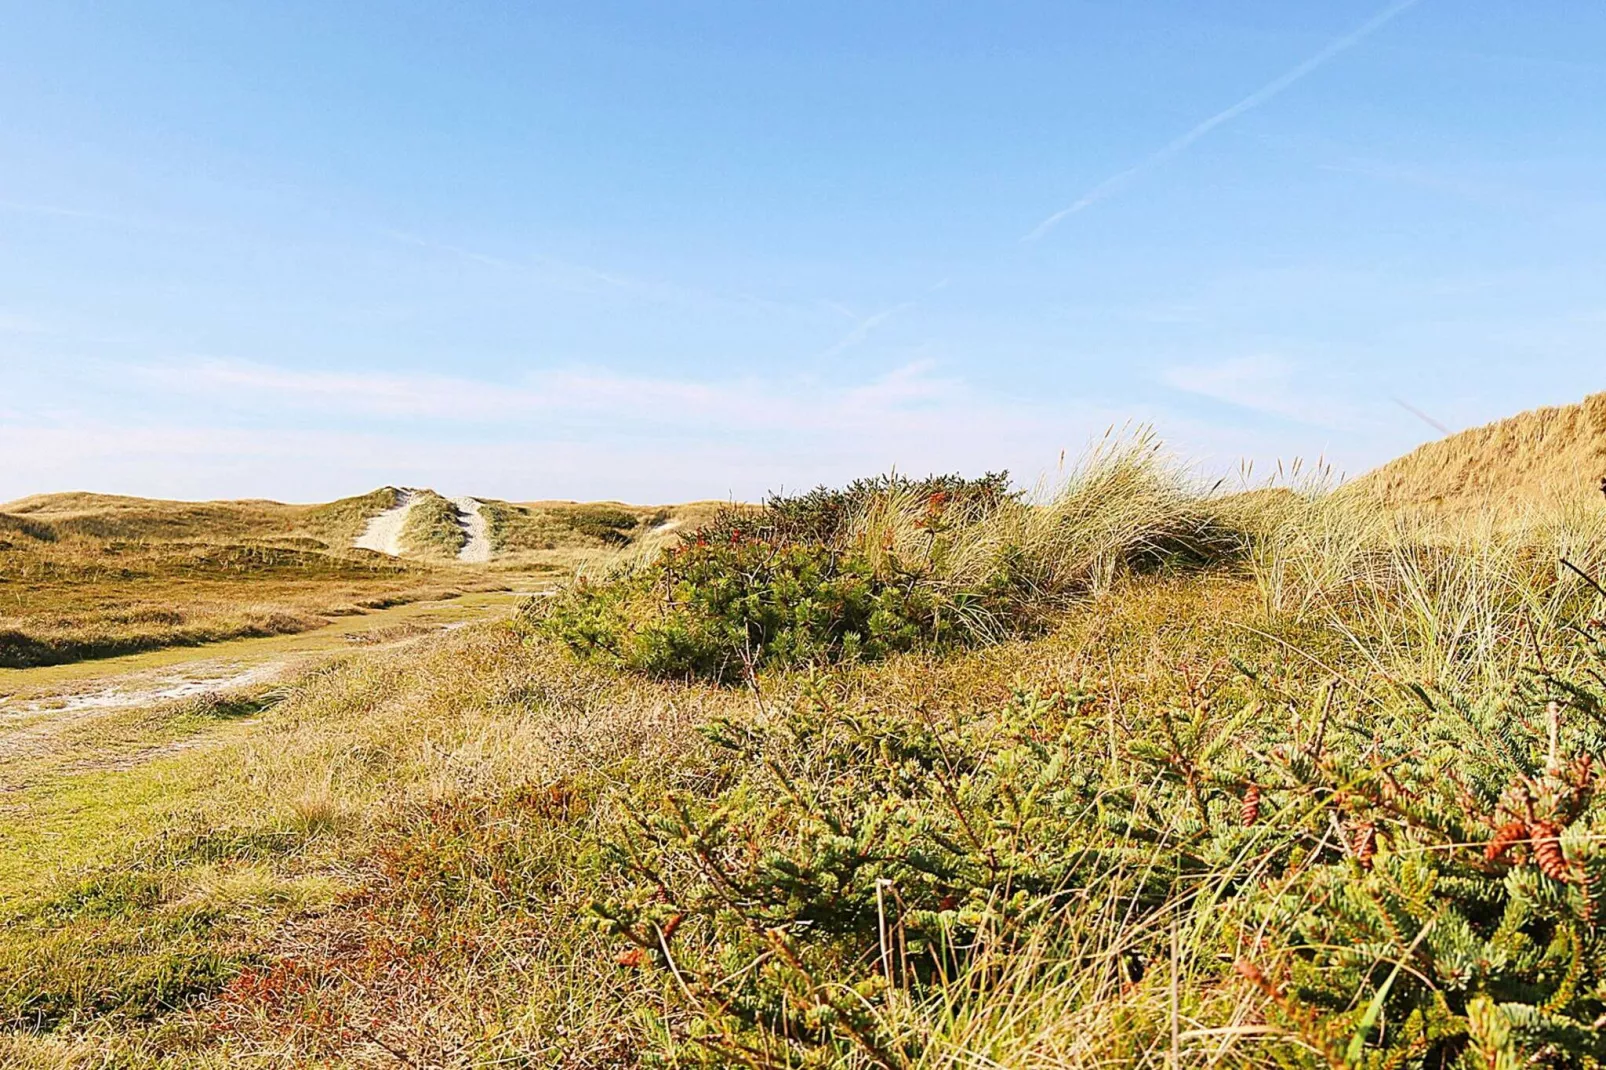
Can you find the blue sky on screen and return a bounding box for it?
[4,1,1604,503]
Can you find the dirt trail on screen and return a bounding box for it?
[453,497,491,563]
[0,662,284,721]
[354,490,419,556]
[0,591,532,748]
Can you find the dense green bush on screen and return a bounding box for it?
[537,455,1233,681]
[708,471,1016,546]
[593,619,1606,1068]
[539,534,995,682]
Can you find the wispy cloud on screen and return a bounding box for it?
[1023,0,1424,241]
[384,228,635,293]
[0,311,46,334]
[133,356,987,435]
[1320,158,1606,227]
[3,353,1414,502]
[0,198,150,228]
[6,357,1170,503]
[817,302,916,359]
[1393,397,1451,435]
[383,228,811,319]
[1160,354,1364,430]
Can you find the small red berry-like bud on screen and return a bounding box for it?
[1234,957,1286,1002]
[1486,820,1528,864]
[1241,784,1261,827]
[1531,820,1574,883]
[1352,822,1377,869]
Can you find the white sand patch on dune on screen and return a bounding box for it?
[354,490,418,556]
[453,497,491,563]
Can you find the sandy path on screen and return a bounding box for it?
[452,497,492,563]
[0,595,533,780]
[354,490,418,556]
[0,662,284,721]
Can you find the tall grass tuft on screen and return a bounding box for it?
[1234,468,1606,689]
[540,429,1245,677]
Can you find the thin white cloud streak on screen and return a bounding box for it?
[817,302,916,359]
[384,228,633,292]
[384,228,814,320]
[0,311,47,334]
[1023,0,1424,241]
[1160,354,1366,431]
[7,359,1411,502]
[0,198,155,229]
[0,391,1150,505]
[1393,397,1451,435]
[133,357,999,436]
[0,405,1398,506]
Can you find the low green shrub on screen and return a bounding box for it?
[593,619,1606,1068]
[711,471,1015,546]
[538,446,1237,681]
[539,534,995,682]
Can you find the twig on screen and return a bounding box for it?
[1562,557,1606,601]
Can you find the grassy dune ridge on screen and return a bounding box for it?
[480,498,728,573]
[1347,390,1606,520]
[6,433,1606,1066]
[0,490,709,669]
[0,489,466,669]
[397,491,470,561]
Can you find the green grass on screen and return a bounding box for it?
[6,451,1606,1066]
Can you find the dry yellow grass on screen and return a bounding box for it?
[479,497,730,574]
[0,490,731,667]
[0,573,1323,1068]
[10,420,1606,1067]
[0,490,472,668]
[1346,390,1606,521]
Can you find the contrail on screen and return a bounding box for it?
[1023,0,1424,241]
[1393,397,1451,435]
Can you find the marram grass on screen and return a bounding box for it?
[4,442,1606,1067]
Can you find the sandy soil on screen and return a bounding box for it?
[354,490,419,556]
[355,491,493,563]
[452,497,492,563]
[0,662,284,720]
